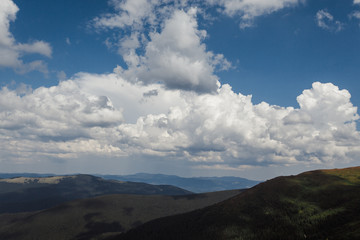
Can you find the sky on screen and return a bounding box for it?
[0,0,359,180]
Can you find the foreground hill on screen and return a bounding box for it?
[0,190,242,240]
[116,167,360,240]
[99,173,260,193]
[0,174,191,214]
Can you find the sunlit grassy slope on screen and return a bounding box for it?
[117,167,360,240]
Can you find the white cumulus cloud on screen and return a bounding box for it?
[93,1,230,93]
[0,0,52,73]
[72,71,186,123]
[0,75,359,172]
[0,80,123,140]
[1,0,359,175]
[117,81,359,167]
[0,79,125,166]
[116,9,228,93]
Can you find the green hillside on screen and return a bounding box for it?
[117,167,360,240]
[0,190,242,240]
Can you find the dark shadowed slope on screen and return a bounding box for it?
[0,174,191,214]
[116,166,360,240]
[0,190,242,240]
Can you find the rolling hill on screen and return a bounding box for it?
[0,174,191,214]
[0,190,242,240]
[116,166,360,240]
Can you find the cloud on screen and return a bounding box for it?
[16,41,52,57]
[95,4,230,93]
[117,81,359,167]
[0,73,183,165]
[1,0,359,174]
[57,71,67,81]
[206,0,301,28]
[355,0,360,4]
[350,11,360,19]
[117,32,141,55]
[0,80,124,140]
[116,9,229,93]
[93,0,192,31]
[349,11,360,26]
[66,37,71,45]
[16,60,49,75]
[72,71,186,123]
[0,79,127,169]
[93,0,159,30]
[316,9,344,32]
[143,89,158,98]
[1,74,358,171]
[0,0,52,73]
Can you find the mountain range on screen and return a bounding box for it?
[0,167,359,239]
[0,173,260,193]
[97,173,260,193]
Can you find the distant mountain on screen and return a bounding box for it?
[0,190,242,240]
[116,167,360,240]
[98,173,260,193]
[0,174,191,214]
[0,173,55,179]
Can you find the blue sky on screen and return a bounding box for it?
[0,0,359,180]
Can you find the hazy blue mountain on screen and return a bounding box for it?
[98,173,260,193]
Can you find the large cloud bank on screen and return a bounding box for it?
[0,0,359,174]
[1,74,359,170]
